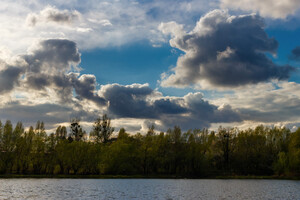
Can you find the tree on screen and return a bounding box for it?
[91,114,114,143]
[70,118,84,142]
[2,120,14,152]
[56,126,67,139]
[118,128,128,140]
[288,128,300,175]
[147,124,155,136]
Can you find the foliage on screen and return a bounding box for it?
[90,114,114,143]
[0,117,299,177]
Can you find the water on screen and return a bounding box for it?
[0,179,299,200]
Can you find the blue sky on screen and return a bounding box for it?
[0,0,300,133]
[81,42,178,88]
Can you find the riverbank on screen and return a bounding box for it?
[0,174,299,180]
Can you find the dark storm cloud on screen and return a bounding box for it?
[100,84,241,128]
[153,98,187,114]
[22,39,80,99]
[25,73,51,90]
[101,84,156,118]
[71,74,106,106]
[0,39,105,106]
[0,39,80,95]
[0,66,24,93]
[24,39,81,73]
[26,6,80,26]
[290,46,300,60]
[21,39,106,105]
[184,93,241,123]
[160,10,294,88]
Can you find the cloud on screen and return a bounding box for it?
[24,39,81,73]
[0,39,105,107]
[0,38,110,131]
[212,81,300,125]
[290,46,300,60]
[99,83,156,118]
[71,74,106,106]
[153,98,187,114]
[0,100,101,131]
[0,66,24,93]
[220,0,300,19]
[0,102,72,124]
[20,39,83,102]
[0,0,218,53]
[159,10,295,89]
[99,83,241,129]
[0,36,299,133]
[26,5,80,26]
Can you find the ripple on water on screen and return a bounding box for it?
[0,179,299,200]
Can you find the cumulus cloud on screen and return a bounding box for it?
[24,39,81,73]
[159,10,295,89]
[98,83,241,129]
[212,81,300,127]
[71,74,106,106]
[99,84,156,118]
[20,39,84,103]
[184,92,241,123]
[0,39,109,130]
[0,36,299,133]
[0,66,24,93]
[26,5,80,26]
[290,46,300,61]
[99,81,300,131]
[220,0,300,19]
[0,39,105,107]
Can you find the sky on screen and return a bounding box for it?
[0,0,300,134]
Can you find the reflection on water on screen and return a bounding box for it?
[0,179,299,200]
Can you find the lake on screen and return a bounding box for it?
[0,179,299,199]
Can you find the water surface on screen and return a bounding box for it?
[0,179,299,199]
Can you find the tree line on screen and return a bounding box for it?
[0,115,299,177]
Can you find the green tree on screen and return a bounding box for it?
[2,120,14,152]
[91,114,114,143]
[70,118,85,142]
[56,125,67,140]
[288,128,300,175]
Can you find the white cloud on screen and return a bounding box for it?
[0,0,217,53]
[212,81,300,126]
[221,0,300,19]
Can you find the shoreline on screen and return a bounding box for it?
[0,174,299,180]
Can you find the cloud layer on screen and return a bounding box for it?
[160,10,295,89]
[0,0,218,53]
[0,37,299,133]
[0,38,242,131]
[99,83,242,129]
[221,0,300,19]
